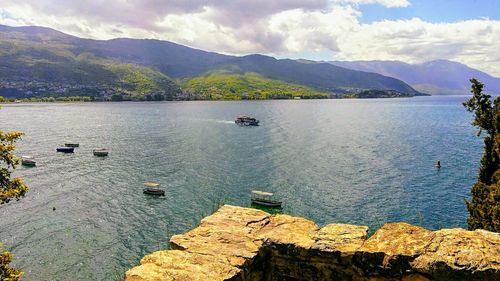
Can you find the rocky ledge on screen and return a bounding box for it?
[125,205,500,281]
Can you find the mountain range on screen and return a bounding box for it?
[0,24,497,100]
[330,60,500,95]
[0,24,421,99]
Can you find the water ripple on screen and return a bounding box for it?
[0,97,482,280]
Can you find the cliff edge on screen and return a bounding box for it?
[125,205,500,281]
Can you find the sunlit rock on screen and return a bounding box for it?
[125,205,500,281]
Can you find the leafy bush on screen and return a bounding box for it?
[0,131,29,204]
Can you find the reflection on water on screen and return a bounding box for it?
[0,96,482,280]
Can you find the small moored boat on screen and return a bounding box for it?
[64,143,79,148]
[235,116,259,126]
[251,190,282,208]
[93,149,109,157]
[56,147,74,153]
[143,182,165,196]
[21,156,36,167]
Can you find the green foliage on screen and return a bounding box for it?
[110,94,124,102]
[467,181,500,231]
[0,131,29,204]
[180,71,329,100]
[463,79,499,184]
[463,78,500,232]
[464,79,495,136]
[0,244,23,281]
[344,89,411,99]
[2,96,93,103]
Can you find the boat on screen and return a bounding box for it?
[235,116,259,126]
[56,147,74,153]
[143,182,165,196]
[93,149,109,157]
[21,156,36,167]
[251,190,282,207]
[64,143,79,148]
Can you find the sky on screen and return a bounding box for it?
[1,0,499,76]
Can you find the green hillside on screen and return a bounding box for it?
[180,71,329,100]
[103,64,180,98]
[0,27,180,99]
[223,55,422,95]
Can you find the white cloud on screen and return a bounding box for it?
[0,0,499,76]
[336,18,500,75]
[154,8,287,54]
[268,6,360,53]
[331,0,410,8]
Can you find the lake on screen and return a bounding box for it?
[0,96,483,280]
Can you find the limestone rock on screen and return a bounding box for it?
[125,205,500,281]
[170,205,269,267]
[258,214,319,249]
[411,228,500,279]
[361,223,434,257]
[357,222,435,275]
[124,250,239,281]
[312,223,368,253]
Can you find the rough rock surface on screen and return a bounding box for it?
[169,205,268,269]
[125,250,239,281]
[412,228,500,280]
[312,223,369,253]
[125,205,500,281]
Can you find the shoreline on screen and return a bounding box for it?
[0,95,436,104]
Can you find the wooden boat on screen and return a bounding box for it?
[143,182,165,196]
[56,147,74,153]
[21,156,36,167]
[235,116,259,126]
[64,143,79,148]
[251,190,282,207]
[93,149,109,157]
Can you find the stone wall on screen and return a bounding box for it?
[125,205,500,281]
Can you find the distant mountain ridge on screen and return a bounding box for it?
[329,60,500,95]
[0,24,423,99]
[222,55,420,95]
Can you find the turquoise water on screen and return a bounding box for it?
[0,96,482,280]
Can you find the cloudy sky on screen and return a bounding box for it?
[1,0,499,76]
